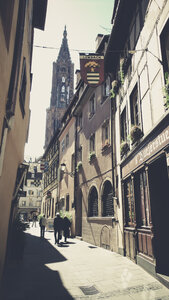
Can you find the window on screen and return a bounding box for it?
[66,133,69,147]
[77,113,82,130]
[102,120,109,145]
[160,19,169,74]
[61,139,65,152]
[102,181,114,217]
[62,76,65,82]
[61,86,65,92]
[66,194,69,211]
[19,57,27,117]
[102,78,110,102]
[77,146,82,162]
[88,187,98,217]
[135,170,150,227]
[124,177,135,225]
[89,94,96,118]
[22,201,26,207]
[130,85,139,126]
[89,133,95,152]
[28,190,34,195]
[120,108,127,141]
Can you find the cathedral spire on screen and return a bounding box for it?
[57,26,70,62]
[63,25,67,38]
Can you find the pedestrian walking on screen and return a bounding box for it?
[63,216,71,243]
[39,214,46,238]
[32,215,37,227]
[53,212,63,244]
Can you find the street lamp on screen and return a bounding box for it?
[60,163,74,177]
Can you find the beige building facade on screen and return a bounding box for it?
[0,0,47,281]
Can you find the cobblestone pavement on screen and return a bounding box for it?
[1,225,169,300]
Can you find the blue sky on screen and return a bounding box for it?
[24,0,115,161]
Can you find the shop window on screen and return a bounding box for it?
[89,133,95,152]
[120,107,127,141]
[135,170,150,227]
[89,94,96,118]
[19,57,27,117]
[124,178,135,225]
[88,187,98,217]
[130,85,139,126]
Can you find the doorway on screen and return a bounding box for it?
[148,155,169,275]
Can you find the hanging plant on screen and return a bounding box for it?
[163,72,169,109]
[110,80,118,99]
[120,141,130,158]
[88,151,96,162]
[120,58,125,85]
[130,125,143,144]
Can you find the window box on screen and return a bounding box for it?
[102,139,110,152]
[120,141,130,158]
[88,151,96,163]
[130,125,143,144]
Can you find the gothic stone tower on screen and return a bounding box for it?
[44,26,74,149]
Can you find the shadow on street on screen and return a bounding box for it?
[1,231,75,300]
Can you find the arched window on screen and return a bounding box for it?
[102,181,114,216]
[88,186,98,217]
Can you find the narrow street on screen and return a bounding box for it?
[1,225,169,300]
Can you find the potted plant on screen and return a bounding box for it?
[76,161,82,172]
[120,140,130,158]
[130,125,142,144]
[88,151,96,163]
[163,72,169,109]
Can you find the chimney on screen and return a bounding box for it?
[96,34,103,51]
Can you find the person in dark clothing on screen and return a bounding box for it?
[53,213,63,244]
[63,216,71,243]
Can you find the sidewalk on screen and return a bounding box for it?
[1,225,169,300]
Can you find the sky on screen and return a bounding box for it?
[24,0,115,162]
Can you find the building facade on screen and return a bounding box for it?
[18,162,43,220]
[44,26,74,149]
[105,0,169,277]
[0,0,47,281]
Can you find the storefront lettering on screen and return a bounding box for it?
[135,129,169,165]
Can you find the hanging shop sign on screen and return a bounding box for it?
[79,53,104,87]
